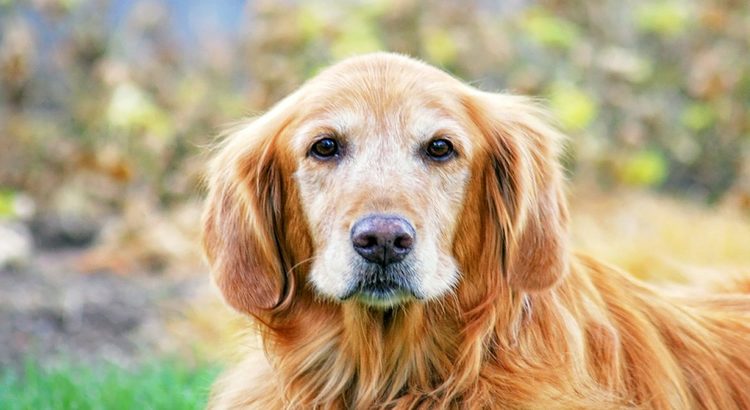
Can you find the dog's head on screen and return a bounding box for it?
[203,53,569,315]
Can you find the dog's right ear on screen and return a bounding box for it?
[202,94,300,317]
[463,90,570,292]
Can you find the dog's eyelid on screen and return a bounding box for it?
[312,130,348,144]
[429,131,461,146]
[313,131,338,139]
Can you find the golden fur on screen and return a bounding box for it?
[202,53,750,409]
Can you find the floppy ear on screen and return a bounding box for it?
[465,91,570,292]
[202,96,299,316]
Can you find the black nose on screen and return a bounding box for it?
[351,215,415,266]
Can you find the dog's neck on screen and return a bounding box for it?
[260,256,680,409]
[237,256,750,409]
[263,282,545,408]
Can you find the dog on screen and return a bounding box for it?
[202,53,750,409]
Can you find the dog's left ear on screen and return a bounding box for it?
[464,90,570,291]
[201,93,303,317]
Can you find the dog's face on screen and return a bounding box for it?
[203,53,569,315]
[290,72,477,307]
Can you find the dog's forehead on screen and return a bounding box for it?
[314,53,458,89]
[297,102,460,141]
[308,55,461,110]
[292,55,468,142]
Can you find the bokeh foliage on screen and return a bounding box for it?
[1,0,749,222]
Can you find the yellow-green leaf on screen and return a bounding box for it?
[521,9,580,50]
[681,102,716,131]
[298,6,326,41]
[422,28,458,67]
[0,190,15,218]
[547,84,598,131]
[331,17,384,59]
[619,150,669,187]
[635,2,690,37]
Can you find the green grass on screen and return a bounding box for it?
[0,359,220,410]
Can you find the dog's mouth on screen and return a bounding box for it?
[340,263,422,308]
[352,281,414,308]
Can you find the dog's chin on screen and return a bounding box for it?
[336,261,423,309]
[352,286,414,309]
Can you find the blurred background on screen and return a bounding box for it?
[1,0,749,407]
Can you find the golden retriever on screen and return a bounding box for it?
[202,53,750,409]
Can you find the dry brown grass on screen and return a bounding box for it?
[570,186,750,286]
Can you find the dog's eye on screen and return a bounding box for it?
[425,138,454,161]
[310,137,339,160]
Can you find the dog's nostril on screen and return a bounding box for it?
[353,234,377,249]
[394,235,413,250]
[351,215,416,265]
